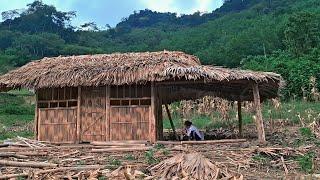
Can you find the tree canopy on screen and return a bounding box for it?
[0,0,319,99]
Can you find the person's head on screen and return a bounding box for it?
[184,120,192,128]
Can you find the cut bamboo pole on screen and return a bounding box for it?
[91,141,148,146]
[0,153,28,159]
[91,147,152,153]
[0,165,106,180]
[252,83,266,143]
[0,160,57,168]
[0,144,9,148]
[156,139,246,145]
[165,104,179,140]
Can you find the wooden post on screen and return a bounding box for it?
[105,85,110,141]
[149,83,156,143]
[237,100,243,138]
[34,91,38,140]
[252,83,266,143]
[165,104,179,140]
[76,86,81,143]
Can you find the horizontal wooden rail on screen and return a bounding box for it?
[156,139,247,145]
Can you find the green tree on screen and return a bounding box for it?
[284,12,320,55]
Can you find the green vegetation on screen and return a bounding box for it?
[296,152,315,173]
[0,0,319,99]
[124,154,136,161]
[109,158,122,166]
[252,154,271,165]
[0,91,34,140]
[163,100,320,130]
[145,149,159,165]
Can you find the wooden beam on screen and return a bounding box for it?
[149,82,156,143]
[156,139,247,145]
[34,91,38,140]
[237,100,243,137]
[105,85,110,141]
[252,83,266,143]
[164,104,179,140]
[76,86,81,143]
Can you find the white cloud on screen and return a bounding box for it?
[140,0,177,13]
[140,0,223,14]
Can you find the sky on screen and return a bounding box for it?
[0,0,224,27]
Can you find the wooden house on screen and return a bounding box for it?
[0,51,282,143]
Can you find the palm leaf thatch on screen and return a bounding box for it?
[0,51,282,100]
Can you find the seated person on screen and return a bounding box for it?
[183,121,203,141]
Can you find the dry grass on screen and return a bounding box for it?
[0,51,282,101]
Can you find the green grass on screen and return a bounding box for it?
[296,152,315,173]
[0,90,34,140]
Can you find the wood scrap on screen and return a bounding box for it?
[0,144,9,148]
[92,147,152,153]
[156,139,246,145]
[0,160,57,168]
[0,165,107,180]
[91,141,148,146]
[148,152,242,180]
[0,152,28,159]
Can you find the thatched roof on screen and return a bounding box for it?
[0,51,282,101]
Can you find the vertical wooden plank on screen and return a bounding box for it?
[106,85,110,141]
[34,90,38,140]
[252,83,266,143]
[76,86,81,143]
[149,83,156,143]
[159,104,163,140]
[238,100,243,138]
[37,108,41,141]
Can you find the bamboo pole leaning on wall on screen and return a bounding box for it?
[165,104,179,140]
[252,83,266,143]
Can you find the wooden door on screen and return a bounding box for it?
[38,108,77,143]
[80,87,106,142]
[109,106,150,140]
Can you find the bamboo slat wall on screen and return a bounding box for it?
[36,84,160,143]
[109,85,151,141]
[37,87,78,143]
[80,86,106,142]
[110,107,150,140]
[38,108,77,143]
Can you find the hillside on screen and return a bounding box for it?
[0,0,319,98]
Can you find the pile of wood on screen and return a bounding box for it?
[148,153,242,180]
[0,137,317,179]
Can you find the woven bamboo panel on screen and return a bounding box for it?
[38,108,77,143]
[110,106,150,141]
[80,86,106,142]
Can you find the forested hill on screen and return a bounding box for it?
[0,0,319,98]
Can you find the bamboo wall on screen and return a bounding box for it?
[36,87,78,143]
[36,84,161,143]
